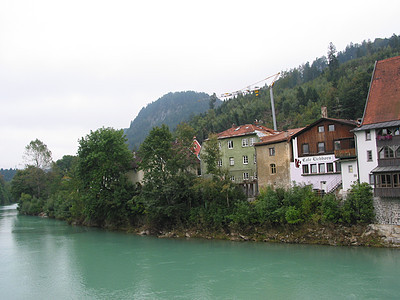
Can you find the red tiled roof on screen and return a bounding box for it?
[217,124,277,139]
[362,55,400,125]
[256,127,304,145]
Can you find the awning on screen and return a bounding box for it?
[371,165,400,173]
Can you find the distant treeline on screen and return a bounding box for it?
[189,34,400,143]
[0,168,17,182]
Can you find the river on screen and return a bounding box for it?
[0,204,399,299]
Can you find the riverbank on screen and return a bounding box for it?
[133,223,400,248]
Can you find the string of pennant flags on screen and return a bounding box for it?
[219,72,280,99]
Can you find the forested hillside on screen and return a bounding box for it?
[125,91,219,150]
[189,34,400,142]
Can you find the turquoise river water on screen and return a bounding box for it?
[0,204,400,299]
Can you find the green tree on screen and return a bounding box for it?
[77,127,134,226]
[138,124,199,227]
[342,182,375,224]
[23,139,53,169]
[200,133,222,178]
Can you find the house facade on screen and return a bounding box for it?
[200,123,276,198]
[290,118,357,194]
[255,128,302,190]
[353,55,400,225]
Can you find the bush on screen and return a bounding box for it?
[342,182,374,224]
[321,194,341,223]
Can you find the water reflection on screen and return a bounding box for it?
[1,205,400,299]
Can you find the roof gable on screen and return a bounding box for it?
[292,118,357,138]
[255,127,304,146]
[217,124,277,139]
[362,55,400,125]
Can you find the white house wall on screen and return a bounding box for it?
[341,160,359,191]
[354,129,378,185]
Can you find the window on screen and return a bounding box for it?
[369,174,375,185]
[270,164,276,174]
[269,147,275,156]
[302,143,309,154]
[335,162,341,172]
[243,155,249,164]
[319,163,325,173]
[318,142,325,153]
[254,154,257,164]
[230,176,235,182]
[318,125,324,133]
[254,173,258,180]
[249,138,255,146]
[348,165,353,173]
[311,164,317,173]
[365,130,371,141]
[379,146,394,159]
[377,174,392,188]
[217,160,222,167]
[242,138,249,147]
[327,163,334,173]
[243,172,249,180]
[218,142,222,149]
[394,174,400,188]
[367,150,373,161]
[328,124,335,131]
[334,140,341,151]
[229,157,234,166]
[396,147,400,158]
[302,164,309,174]
[228,140,233,149]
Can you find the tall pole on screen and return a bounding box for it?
[270,87,277,131]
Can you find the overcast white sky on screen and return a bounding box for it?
[1,0,399,169]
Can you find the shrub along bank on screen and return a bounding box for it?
[11,127,382,247]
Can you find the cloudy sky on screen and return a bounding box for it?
[1,0,399,169]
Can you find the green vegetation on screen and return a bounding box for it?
[190,35,400,142]
[13,132,374,233]
[125,91,219,150]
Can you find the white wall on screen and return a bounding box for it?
[341,160,359,191]
[355,129,378,185]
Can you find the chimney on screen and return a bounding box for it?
[321,106,328,118]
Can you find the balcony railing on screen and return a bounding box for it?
[377,135,400,147]
[334,148,356,159]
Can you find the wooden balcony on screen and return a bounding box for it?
[377,135,400,147]
[334,148,356,159]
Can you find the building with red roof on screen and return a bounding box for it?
[200,123,277,198]
[353,55,400,224]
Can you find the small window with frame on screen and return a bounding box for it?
[242,138,249,147]
[318,142,325,153]
[365,130,371,141]
[318,125,325,133]
[270,163,276,174]
[228,140,233,149]
[328,124,335,131]
[269,147,275,156]
[302,143,309,155]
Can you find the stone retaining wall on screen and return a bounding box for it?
[374,197,400,225]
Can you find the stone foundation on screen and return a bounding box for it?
[374,197,400,225]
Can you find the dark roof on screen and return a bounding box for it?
[255,127,304,146]
[372,165,400,173]
[291,117,357,138]
[362,55,400,126]
[354,120,400,132]
[217,124,277,139]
